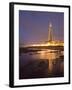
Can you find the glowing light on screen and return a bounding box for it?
[49,22,52,27]
[22,41,64,47]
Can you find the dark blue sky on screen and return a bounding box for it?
[19,10,64,45]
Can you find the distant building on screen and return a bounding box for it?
[48,22,53,42]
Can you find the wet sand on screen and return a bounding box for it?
[19,48,64,79]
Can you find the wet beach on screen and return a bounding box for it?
[19,46,64,79]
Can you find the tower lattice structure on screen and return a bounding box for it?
[48,23,53,42]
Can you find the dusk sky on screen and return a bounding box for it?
[19,10,64,45]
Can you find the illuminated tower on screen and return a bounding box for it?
[48,22,53,42]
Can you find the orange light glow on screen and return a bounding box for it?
[22,41,64,47]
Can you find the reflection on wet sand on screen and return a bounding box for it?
[19,49,64,79]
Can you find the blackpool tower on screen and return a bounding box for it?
[48,22,53,42]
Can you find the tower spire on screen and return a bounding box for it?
[48,22,53,42]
